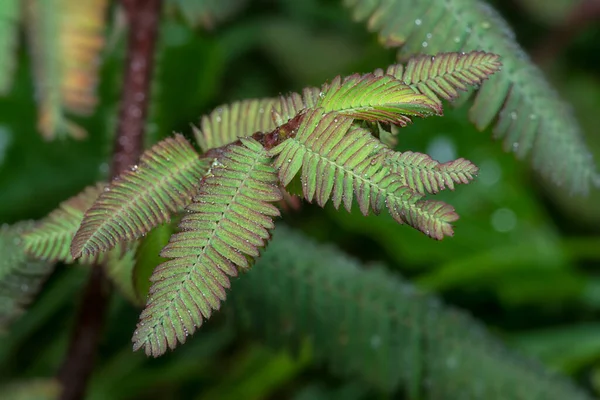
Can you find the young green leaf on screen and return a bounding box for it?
[382,51,502,105]
[72,134,208,258]
[104,243,141,306]
[345,0,599,193]
[317,73,442,125]
[132,138,282,356]
[270,108,459,239]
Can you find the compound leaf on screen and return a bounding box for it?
[318,73,442,125]
[345,0,599,193]
[72,134,208,258]
[270,108,459,239]
[132,138,282,356]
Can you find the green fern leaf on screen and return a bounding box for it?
[132,138,282,356]
[385,151,478,195]
[230,226,592,399]
[317,73,442,125]
[71,134,208,258]
[0,0,20,95]
[383,51,501,105]
[270,108,459,239]
[23,183,105,264]
[193,88,321,152]
[25,0,108,139]
[0,222,55,331]
[345,0,599,193]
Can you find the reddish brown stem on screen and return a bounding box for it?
[58,1,162,399]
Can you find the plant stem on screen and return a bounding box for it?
[58,1,162,399]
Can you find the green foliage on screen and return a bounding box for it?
[344,0,600,193]
[71,134,208,258]
[317,73,442,123]
[230,226,592,399]
[270,109,463,239]
[0,223,55,331]
[132,138,282,356]
[23,183,105,264]
[0,0,19,95]
[382,51,502,106]
[385,151,478,195]
[193,88,320,152]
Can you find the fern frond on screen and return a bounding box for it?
[23,183,105,264]
[229,226,592,399]
[385,151,478,195]
[25,0,108,139]
[72,134,208,258]
[270,108,458,239]
[345,0,599,193]
[318,73,441,125]
[382,51,501,105]
[193,88,320,152]
[0,0,20,95]
[132,138,282,356]
[0,223,55,331]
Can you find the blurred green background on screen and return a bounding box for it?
[1,0,600,398]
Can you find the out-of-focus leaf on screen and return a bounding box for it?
[25,0,109,139]
[511,323,600,373]
[514,0,583,25]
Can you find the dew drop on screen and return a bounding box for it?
[415,19,422,26]
[426,33,432,39]
[510,111,517,120]
[422,41,428,48]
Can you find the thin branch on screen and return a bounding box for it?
[58,1,162,399]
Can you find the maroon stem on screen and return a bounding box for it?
[58,1,161,399]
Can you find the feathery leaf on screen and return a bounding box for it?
[193,88,320,152]
[345,0,599,193]
[0,0,20,95]
[270,108,459,239]
[382,51,502,105]
[230,226,592,399]
[132,138,282,356]
[25,0,108,139]
[72,134,208,258]
[0,222,55,331]
[385,151,478,195]
[23,183,105,264]
[317,73,442,125]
